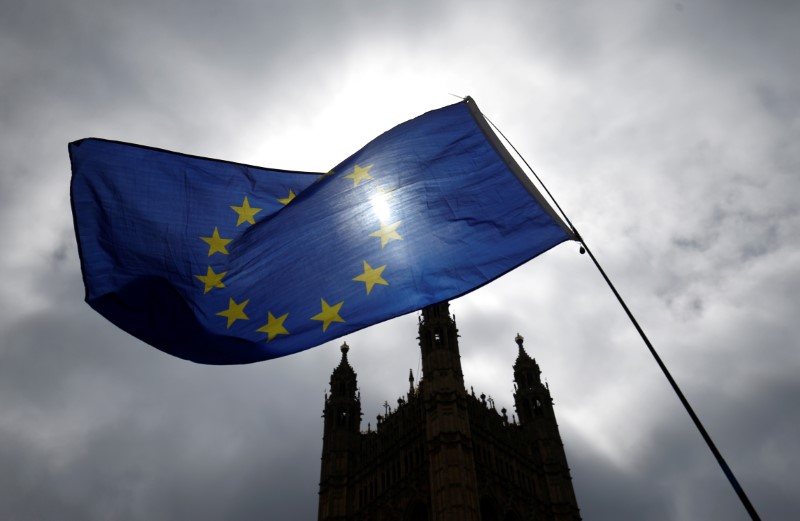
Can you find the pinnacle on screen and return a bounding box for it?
[333,341,355,376]
[514,333,535,366]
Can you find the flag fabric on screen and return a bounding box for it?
[70,97,575,364]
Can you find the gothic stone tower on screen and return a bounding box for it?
[318,302,581,520]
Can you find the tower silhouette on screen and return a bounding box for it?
[319,302,581,520]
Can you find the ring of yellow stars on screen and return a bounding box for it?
[311,298,345,332]
[369,221,403,248]
[216,298,250,328]
[256,311,290,342]
[230,196,262,226]
[353,261,388,295]
[200,227,232,256]
[277,190,296,205]
[195,266,226,294]
[344,164,373,187]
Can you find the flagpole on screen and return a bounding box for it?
[575,234,761,521]
[481,113,762,521]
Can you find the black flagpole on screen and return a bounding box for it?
[481,111,762,521]
[575,233,761,521]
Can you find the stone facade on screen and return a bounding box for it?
[318,302,581,521]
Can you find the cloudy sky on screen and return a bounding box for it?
[2,0,798,519]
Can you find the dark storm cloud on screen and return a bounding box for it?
[0,293,334,520]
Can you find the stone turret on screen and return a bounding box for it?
[513,334,581,521]
[319,342,362,520]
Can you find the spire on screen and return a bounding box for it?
[329,341,357,400]
[332,341,354,377]
[513,333,542,391]
[514,333,535,365]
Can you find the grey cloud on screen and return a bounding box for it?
[2,0,799,519]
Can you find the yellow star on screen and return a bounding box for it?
[277,190,296,205]
[200,227,232,256]
[311,298,345,332]
[315,170,335,184]
[195,266,226,294]
[216,298,250,328]
[256,311,290,342]
[230,196,262,226]
[369,221,403,248]
[353,261,388,295]
[344,164,373,187]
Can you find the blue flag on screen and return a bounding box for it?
[70,98,575,364]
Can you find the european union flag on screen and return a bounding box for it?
[70,98,575,364]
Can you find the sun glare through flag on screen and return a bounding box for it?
[70,98,575,364]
